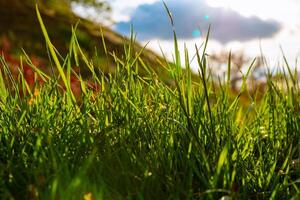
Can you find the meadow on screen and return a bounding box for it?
[0,6,300,200]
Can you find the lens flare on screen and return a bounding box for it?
[192,29,201,38]
[204,15,210,20]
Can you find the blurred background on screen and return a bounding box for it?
[104,0,300,72]
[1,0,300,93]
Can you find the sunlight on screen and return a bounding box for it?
[206,0,264,15]
[206,0,299,23]
[206,0,231,8]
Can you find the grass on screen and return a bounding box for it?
[0,6,300,200]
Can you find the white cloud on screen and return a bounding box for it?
[206,0,300,25]
[115,0,281,43]
[111,0,158,21]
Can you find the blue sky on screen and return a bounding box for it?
[115,0,281,43]
[76,0,300,70]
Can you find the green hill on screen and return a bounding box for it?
[0,0,171,80]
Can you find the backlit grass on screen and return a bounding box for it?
[0,6,299,200]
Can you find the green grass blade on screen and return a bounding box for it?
[36,5,75,103]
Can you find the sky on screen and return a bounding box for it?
[75,0,300,70]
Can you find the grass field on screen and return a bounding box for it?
[0,6,300,200]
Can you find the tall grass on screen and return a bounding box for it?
[0,6,299,200]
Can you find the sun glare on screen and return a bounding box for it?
[206,0,232,8]
[207,0,264,14]
[206,0,298,23]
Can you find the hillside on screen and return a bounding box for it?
[0,0,170,80]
